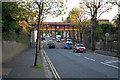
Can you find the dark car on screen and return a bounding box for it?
[49,43,55,48]
[73,44,86,53]
[64,43,72,49]
[47,40,53,45]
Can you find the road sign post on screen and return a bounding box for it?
[105,33,109,51]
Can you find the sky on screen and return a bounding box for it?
[45,0,118,22]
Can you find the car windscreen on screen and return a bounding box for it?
[50,43,54,45]
[67,40,71,42]
[76,44,84,47]
[66,43,72,45]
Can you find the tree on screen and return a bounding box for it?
[99,22,115,34]
[67,7,88,44]
[95,21,103,41]
[2,2,24,41]
[64,16,71,23]
[2,1,38,43]
[80,0,113,50]
[33,0,67,66]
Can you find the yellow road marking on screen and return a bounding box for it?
[43,49,61,80]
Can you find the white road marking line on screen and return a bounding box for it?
[84,57,95,61]
[101,62,120,69]
[105,60,120,63]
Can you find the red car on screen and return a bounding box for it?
[52,38,56,40]
[73,44,86,53]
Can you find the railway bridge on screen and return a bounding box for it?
[30,22,88,43]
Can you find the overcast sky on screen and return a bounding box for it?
[45,0,118,22]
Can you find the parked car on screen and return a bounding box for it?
[73,44,86,53]
[56,35,61,39]
[66,39,73,44]
[49,42,55,48]
[52,38,56,40]
[61,38,65,42]
[56,38,60,42]
[47,40,53,45]
[46,35,50,37]
[64,43,72,49]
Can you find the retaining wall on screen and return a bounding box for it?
[2,41,28,63]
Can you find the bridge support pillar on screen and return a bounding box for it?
[66,31,67,41]
[41,31,43,39]
[72,30,75,44]
[51,30,52,37]
[61,30,63,38]
[69,31,71,38]
[77,31,79,43]
[55,30,56,39]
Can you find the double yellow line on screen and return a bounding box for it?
[43,49,61,80]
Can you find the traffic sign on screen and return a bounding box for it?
[105,33,109,37]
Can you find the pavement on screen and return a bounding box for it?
[2,48,47,80]
[87,49,119,57]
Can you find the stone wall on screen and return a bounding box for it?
[2,41,28,63]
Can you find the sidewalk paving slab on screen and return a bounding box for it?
[2,48,47,79]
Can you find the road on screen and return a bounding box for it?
[42,37,120,79]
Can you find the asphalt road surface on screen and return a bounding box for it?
[42,37,120,79]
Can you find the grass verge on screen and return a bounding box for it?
[32,64,43,68]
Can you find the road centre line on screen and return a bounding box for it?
[84,57,95,61]
[101,62,120,69]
